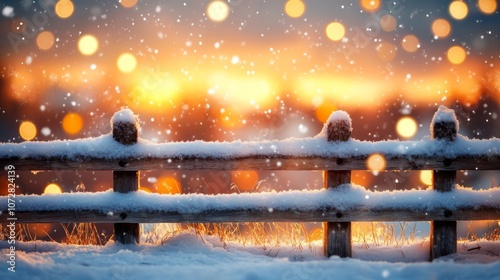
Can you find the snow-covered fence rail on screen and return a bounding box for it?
[1,107,499,261]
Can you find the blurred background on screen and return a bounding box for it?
[0,0,499,241]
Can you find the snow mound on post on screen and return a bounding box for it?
[430,106,459,140]
[111,108,138,125]
[111,109,139,145]
[316,110,352,140]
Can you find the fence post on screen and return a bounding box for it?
[323,111,352,258]
[112,109,140,244]
[430,106,457,260]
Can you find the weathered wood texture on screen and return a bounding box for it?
[112,119,140,244]
[2,155,498,171]
[11,206,499,223]
[431,115,458,260]
[324,116,352,258]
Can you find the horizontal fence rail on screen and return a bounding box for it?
[1,106,499,261]
[7,191,499,223]
[1,154,499,171]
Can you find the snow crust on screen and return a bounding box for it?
[1,185,498,213]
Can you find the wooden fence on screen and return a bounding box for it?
[1,107,499,261]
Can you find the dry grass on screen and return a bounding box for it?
[61,223,109,245]
[2,220,499,249]
[0,223,110,245]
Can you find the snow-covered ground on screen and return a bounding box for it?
[1,233,499,280]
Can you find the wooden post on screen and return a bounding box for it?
[112,109,140,244]
[430,106,458,260]
[323,111,352,258]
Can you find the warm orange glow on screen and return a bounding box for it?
[285,0,306,18]
[19,121,37,141]
[120,0,138,8]
[315,102,337,123]
[308,227,323,242]
[132,73,180,107]
[44,183,62,194]
[62,112,83,135]
[78,35,99,56]
[117,53,137,73]
[367,154,386,172]
[420,170,433,186]
[351,171,370,186]
[376,42,396,61]
[478,0,497,14]
[325,22,345,41]
[207,1,230,22]
[396,117,418,138]
[432,18,451,38]
[360,0,380,12]
[218,106,245,128]
[208,73,275,110]
[447,46,466,65]
[36,31,55,51]
[232,171,259,192]
[380,14,397,32]
[157,176,182,194]
[449,1,468,20]
[296,76,390,107]
[401,35,420,53]
[55,0,74,19]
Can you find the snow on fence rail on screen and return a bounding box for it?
[1,106,500,261]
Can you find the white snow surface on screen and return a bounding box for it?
[1,235,499,280]
[0,133,499,160]
[1,185,498,213]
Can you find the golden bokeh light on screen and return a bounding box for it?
[62,112,83,135]
[44,183,62,194]
[396,116,418,138]
[132,74,180,107]
[55,0,74,19]
[315,102,337,123]
[36,31,55,51]
[157,176,182,194]
[449,1,468,20]
[376,42,396,61]
[401,35,420,52]
[380,14,397,32]
[325,22,345,41]
[431,18,451,38]
[117,53,137,73]
[120,0,138,8]
[19,121,37,141]
[285,0,306,18]
[232,171,259,192]
[478,0,497,14]
[420,170,433,186]
[447,46,466,65]
[207,1,230,22]
[367,153,386,172]
[360,0,380,12]
[78,34,99,56]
